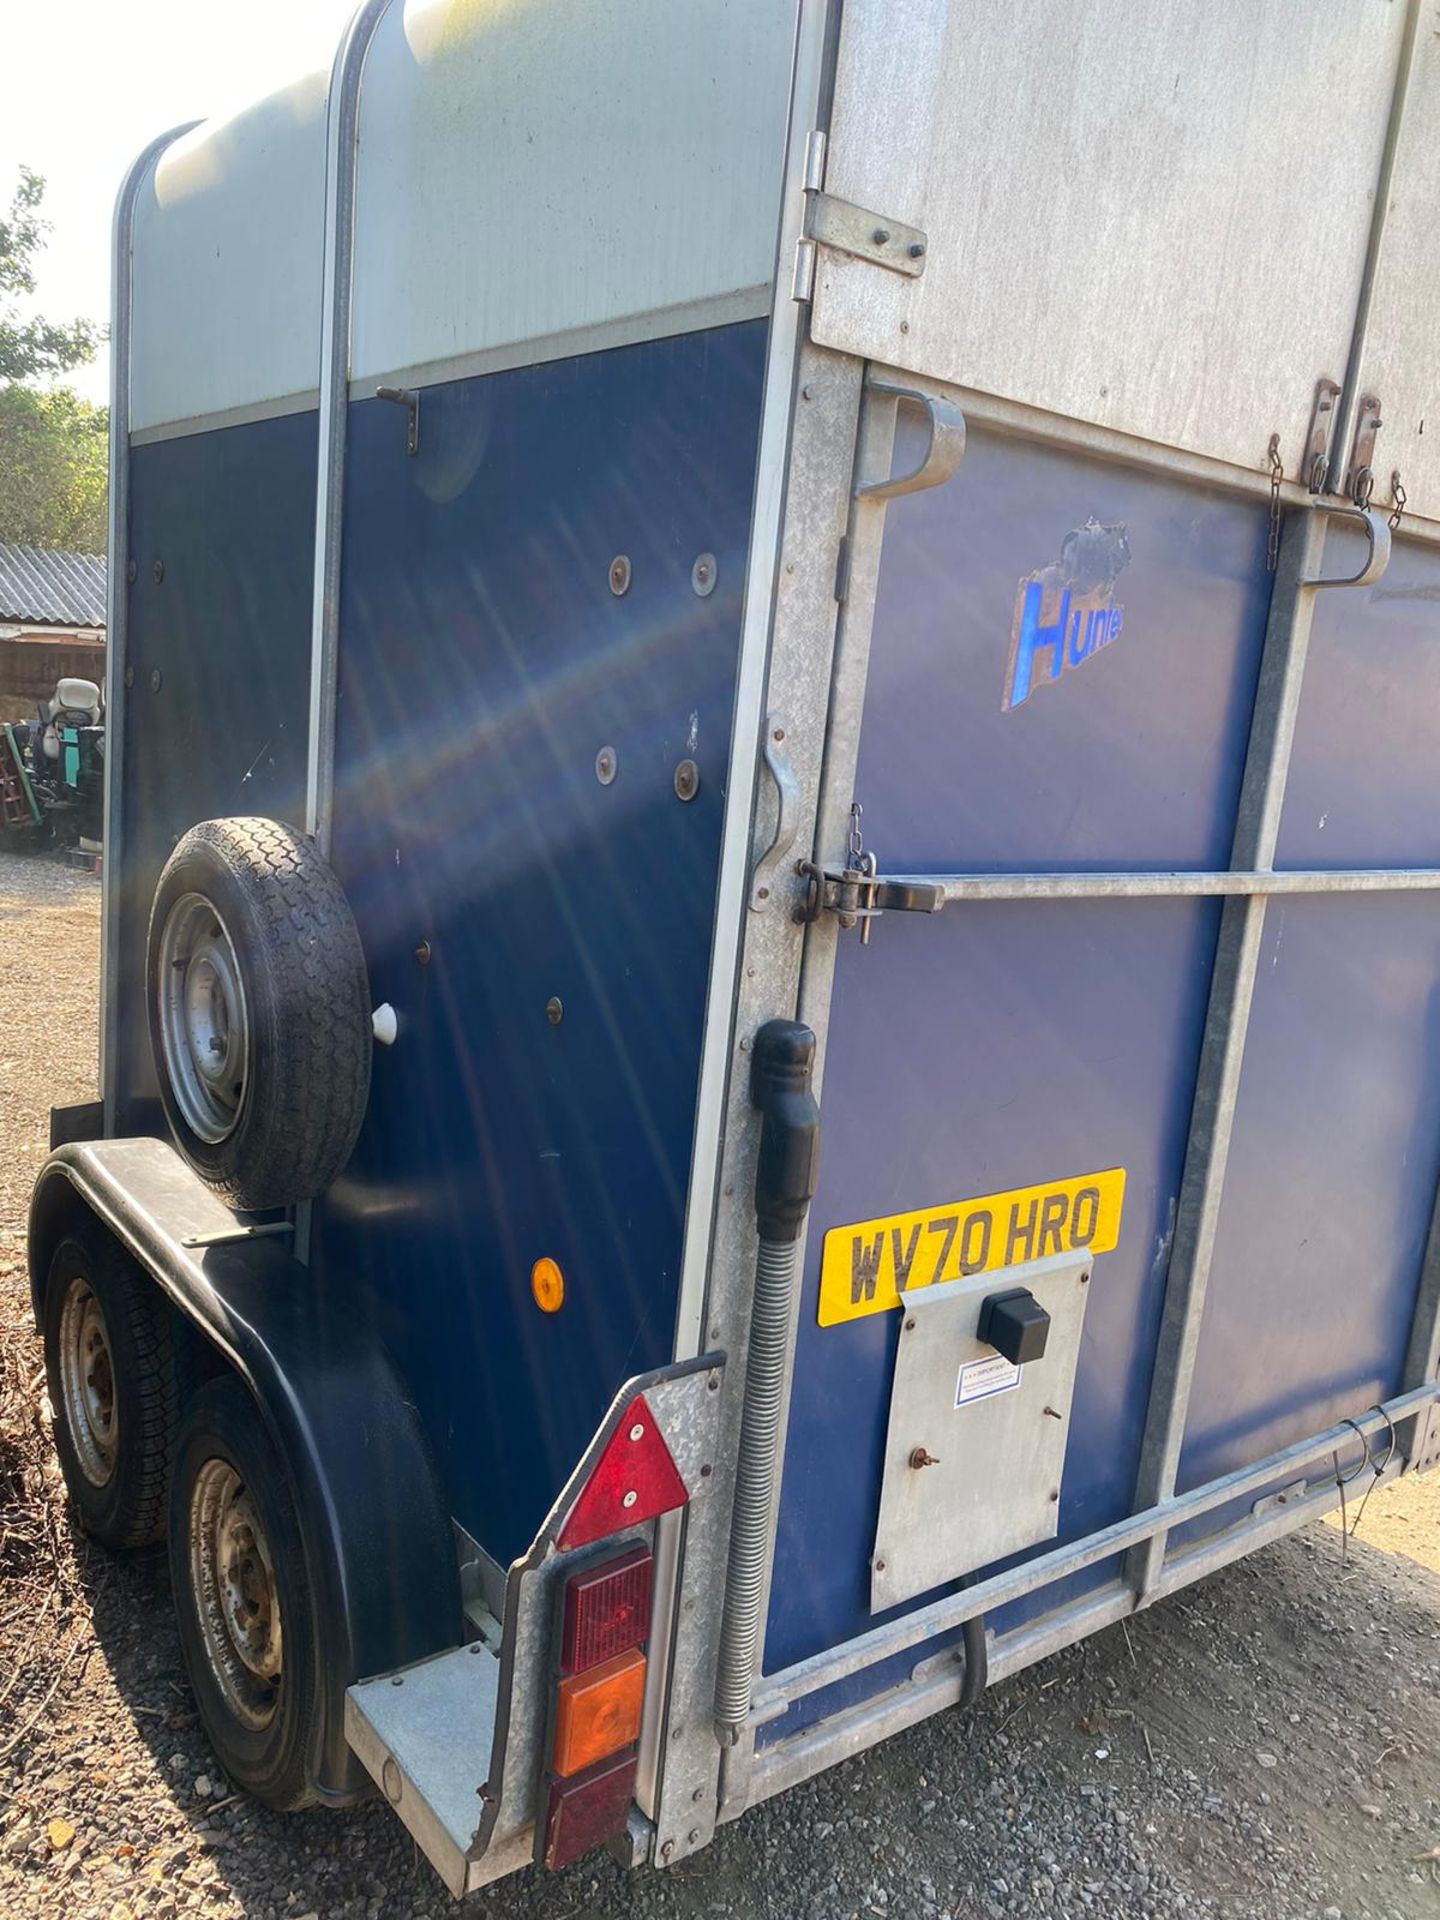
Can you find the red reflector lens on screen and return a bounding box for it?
[557,1392,689,1550]
[541,1749,637,1872]
[561,1545,652,1676]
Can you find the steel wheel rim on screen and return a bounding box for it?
[188,1458,283,1730]
[58,1275,118,1487]
[157,892,249,1144]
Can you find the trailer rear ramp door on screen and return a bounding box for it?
[742,0,1440,1791]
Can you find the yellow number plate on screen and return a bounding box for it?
[818,1167,1126,1327]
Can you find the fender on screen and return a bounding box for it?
[29,1137,461,1803]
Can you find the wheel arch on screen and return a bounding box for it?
[29,1140,461,1803]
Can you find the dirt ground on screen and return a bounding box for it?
[4,846,1440,1920]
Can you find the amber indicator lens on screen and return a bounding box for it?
[560,1545,652,1676]
[551,1646,646,1778]
[541,1749,638,1872]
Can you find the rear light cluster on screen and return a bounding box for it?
[541,1544,653,1871]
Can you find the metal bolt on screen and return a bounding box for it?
[674,758,700,802]
[629,1422,645,1442]
[660,1840,675,1859]
[691,1787,704,1804]
[622,1489,638,1509]
[909,1447,940,1470]
[700,1463,712,1478]
[545,996,564,1026]
[152,559,164,583]
[1049,1488,1060,1503]
[875,1558,886,1572]
[707,1374,719,1392]
[149,668,163,693]
[391,1674,404,1686]
[691,552,717,598]
[687,1828,701,1845]
[595,745,617,785]
[872,227,890,245]
[1043,1405,1063,1421]
[414,940,432,966]
[908,241,926,259]
[609,554,631,596]
[123,664,135,689]
[904,1316,916,1331]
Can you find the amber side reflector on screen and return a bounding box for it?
[542,1749,638,1872]
[531,1257,565,1313]
[552,1646,646,1778]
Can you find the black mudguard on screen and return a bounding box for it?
[29,1137,461,1804]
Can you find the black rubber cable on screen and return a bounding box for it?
[958,1577,989,1710]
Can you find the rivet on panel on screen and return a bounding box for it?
[149,669,163,693]
[674,759,699,802]
[691,552,716,598]
[152,559,164,583]
[595,745,617,785]
[609,554,631,596]
[125,560,137,585]
[546,996,564,1026]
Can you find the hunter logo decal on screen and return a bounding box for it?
[818,1168,1126,1327]
[1004,518,1131,710]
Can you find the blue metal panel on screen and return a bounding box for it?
[117,412,317,1132]
[1279,530,1440,869]
[762,431,1273,1733]
[314,321,768,1564]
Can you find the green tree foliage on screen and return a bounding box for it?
[0,167,106,553]
[0,167,100,383]
[0,384,107,551]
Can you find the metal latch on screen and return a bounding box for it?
[799,804,943,942]
[377,384,420,457]
[1303,377,1341,494]
[794,129,927,299]
[1344,393,1383,507]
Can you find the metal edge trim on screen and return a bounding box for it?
[100,121,200,1131]
[128,388,320,447]
[647,0,829,1842]
[349,285,774,402]
[305,0,398,855]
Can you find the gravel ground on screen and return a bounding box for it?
[3,846,1440,1920]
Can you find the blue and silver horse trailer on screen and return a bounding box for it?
[27,0,1440,1892]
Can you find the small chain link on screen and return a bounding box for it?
[848,801,865,867]
[1389,470,1407,534]
[1266,434,1284,573]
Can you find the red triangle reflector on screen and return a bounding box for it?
[558,1393,688,1551]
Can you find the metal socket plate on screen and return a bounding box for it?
[871,1251,1092,1613]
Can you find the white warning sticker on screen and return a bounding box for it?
[955,1352,1022,1408]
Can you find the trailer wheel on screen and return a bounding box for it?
[170,1377,320,1809]
[146,817,370,1212]
[42,1226,185,1550]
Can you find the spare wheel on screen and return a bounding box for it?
[146,816,371,1212]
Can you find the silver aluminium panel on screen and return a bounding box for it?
[809,0,1406,479]
[1352,19,1440,525]
[871,1252,1092,1613]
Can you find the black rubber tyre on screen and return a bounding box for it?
[146,817,371,1212]
[42,1225,185,1550]
[169,1377,321,1810]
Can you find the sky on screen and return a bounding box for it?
[3,0,360,405]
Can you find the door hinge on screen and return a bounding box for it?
[793,127,928,302]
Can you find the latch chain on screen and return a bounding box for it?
[1389,471,1407,535]
[1266,434,1284,573]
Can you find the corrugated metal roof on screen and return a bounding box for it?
[0,543,106,630]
